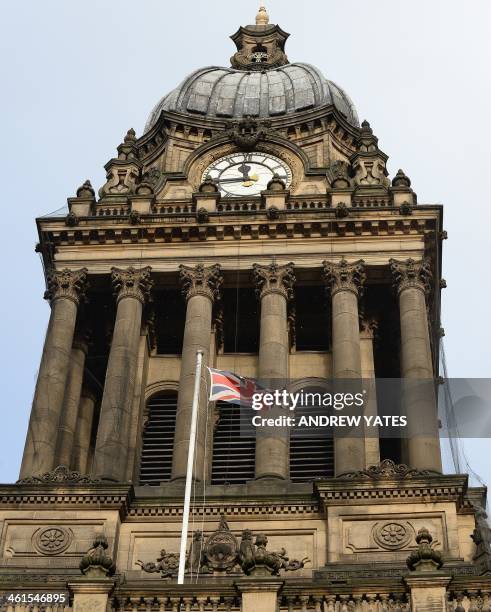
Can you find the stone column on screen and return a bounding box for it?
[390,258,442,472]
[72,388,97,474]
[360,318,380,467]
[323,258,366,475]
[171,264,222,481]
[19,268,88,479]
[253,262,295,480]
[93,266,152,481]
[54,332,89,468]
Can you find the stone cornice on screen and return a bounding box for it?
[38,216,438,249]
[126,500,319,520]
[315,473,469,509]
[0,484,133,518]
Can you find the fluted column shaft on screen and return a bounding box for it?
[390,258,442,472]
[171,264,222,481]
[55,335,89,468]
[72,389,96,473]
[324,259,366,476]
[254,262,295,480]
[93,266,152,481]
[20,268,88,479]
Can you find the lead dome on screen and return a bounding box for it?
[144,12,359,132]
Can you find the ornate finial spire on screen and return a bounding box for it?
[256,4,269,25]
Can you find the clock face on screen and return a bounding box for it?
[202,152,292,198]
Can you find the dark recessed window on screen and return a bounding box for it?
[290,403,334,481]
[139,392,177,485]
[222,287,259,353]
[154,289,185,354]
[212,402,256,484]
[294,285,330,351]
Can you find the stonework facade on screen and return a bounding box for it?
[1,7,490,611]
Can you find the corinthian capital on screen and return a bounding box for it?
[111,266,153,304]
[179,263,222,302]
[323,258,365,297]
[253,262,295,300]
[44,268,89,306]
[389,258,432,296]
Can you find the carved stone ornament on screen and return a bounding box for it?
[44,268,89,306]
[201,515,239,573]
[389,258,432,296]
[137,517,308,579]
[327,160,351,189]
[179,263,223,302]
[17,465,101,484]
[351,120,389,188]
[392,168,412,188]
[199,177,219,194]
[226,116,273,151]
[79,534,116,577]
[33,526,72,556]
[196,207,210,223]
[406,527,443,572]
[238,530,309,577]
[111,266,153,305]
[137,549,180,578]
[471,505,491,574]
[373,521,413,550]
[338,459,440,480]
[65,211,79,226]
[142,166,161,187]
[399,201,413,216]
[335,202,349,218]
[266,174,286,191]
[128,209,141,225]
[76,179,95,198]
[323,258,365,298]
[253,261,295,301]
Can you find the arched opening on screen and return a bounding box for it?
[139,391,178,485]
[250,44,269,63]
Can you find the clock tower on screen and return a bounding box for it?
[1,6,489,611]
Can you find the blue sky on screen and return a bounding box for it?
[1,0,490,486]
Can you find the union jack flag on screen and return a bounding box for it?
[207,367,260,406]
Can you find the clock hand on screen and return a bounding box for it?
[219,175,259,184]
[239,163,251,180]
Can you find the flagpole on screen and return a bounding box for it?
[177,349,204,585]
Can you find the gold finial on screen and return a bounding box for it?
[255,4,269,25]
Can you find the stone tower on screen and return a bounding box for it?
[1,7,489,612]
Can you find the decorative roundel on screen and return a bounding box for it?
[373,522,412,550]
[202,152,292,198]
[33,526,72,555]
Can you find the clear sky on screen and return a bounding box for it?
[1,0,490,486]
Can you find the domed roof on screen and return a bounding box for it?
[144,63,359,132]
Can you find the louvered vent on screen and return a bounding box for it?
[290,405,334,481]
[212,402,255,484]
[139,392,177,485]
